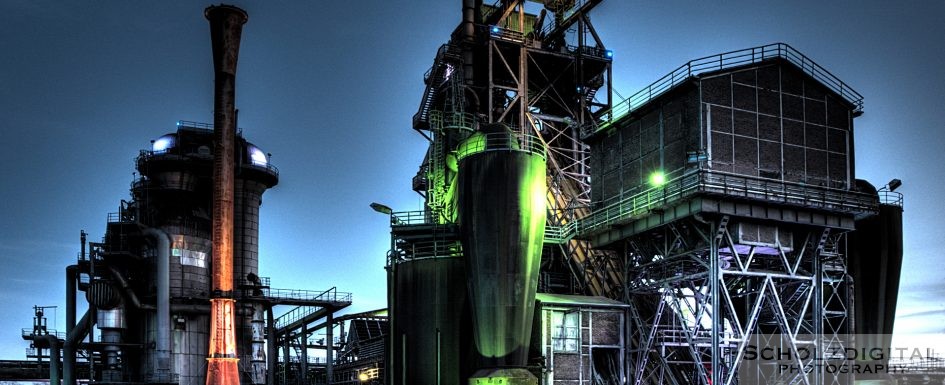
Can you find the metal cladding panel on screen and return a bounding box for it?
[234,178,266,287]
[391,256,466,385]
[457,150,546,368]
[141,312,210,384]
[168,233,211,298]
[849,204,904,352]
[701,63,853,189]
[152,170,198,191]
[173,315,210,385]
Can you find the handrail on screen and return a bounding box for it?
[531,0,596,40]
[390,210,430,226]
[393,240,463,261]
[394,170,878,244]
[575,170,879,238]
[588,43,864,137]
[455,132,546,161]
[486,24,525,43]
[245,159,280,177]
[429,110,476,133]
[391,209,573,244]
[22,328,66,340]
[878,190,904,207]
[136,149,279,178]
[888,357,945,373]
[260,286,352,304]
[176,120,244,136]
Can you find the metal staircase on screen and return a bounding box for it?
[413,44,462,130]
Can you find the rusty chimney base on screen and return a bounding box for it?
[206,359,240,385]
[207,298,239,385]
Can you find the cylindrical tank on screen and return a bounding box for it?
[234,148,275,385]
[97,308,125,381]
[391,255,467,385]
[456,129,547,369]
[849,202,903,369]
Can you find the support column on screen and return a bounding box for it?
[267,307,276,385]
[65,266,77,384]
[282,338,289,385]
[325,313,333,384]
[300,325,308,385]
[710,222,721,385]
[44,336,61,385]
[813,229,825,385]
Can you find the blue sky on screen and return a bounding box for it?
[1,0,942,358]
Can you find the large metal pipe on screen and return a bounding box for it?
[65,265,77,384]
[462,0,478,86]
[107,266,154,310]
[143,227,171,373]
[35,335,60,385]
[63,310,92,385]
[205,5,247,385]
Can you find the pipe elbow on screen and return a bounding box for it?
[141,227,171,247]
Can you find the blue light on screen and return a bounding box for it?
[490,25,500,34]
[605,50,614,59]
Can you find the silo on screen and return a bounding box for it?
[455,128,546,382]
[849,180,904,384]
[390,254,467,384]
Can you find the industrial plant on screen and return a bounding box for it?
[4,1,934,385]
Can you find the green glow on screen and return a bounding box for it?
[649,170,666,187]
[455,132,486,160]
[472,152,545,358]
[445,152,458,173]
[468,368,538,385]
[471,376,512,385]
[459,150,546,361]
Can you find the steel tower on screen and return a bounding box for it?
[389,1,613,383]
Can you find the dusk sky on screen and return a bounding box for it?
[1,1,943,359]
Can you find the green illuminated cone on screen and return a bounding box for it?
[457,130,546,370]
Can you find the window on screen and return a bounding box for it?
[551,311,579,352]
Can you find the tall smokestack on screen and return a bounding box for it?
[205,5,247,385]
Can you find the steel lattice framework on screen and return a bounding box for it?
[410,0,615,295]
[616,216,852,385]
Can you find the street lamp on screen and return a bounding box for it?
[370,202,392,215]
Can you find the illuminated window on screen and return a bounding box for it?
[551,310,579,352]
